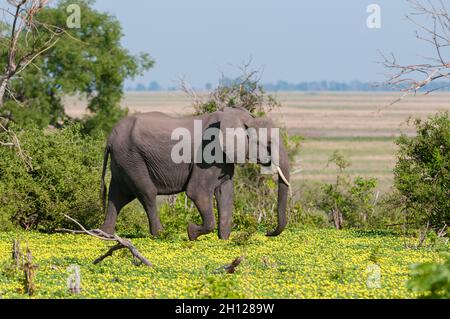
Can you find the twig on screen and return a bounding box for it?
[0,121,33,169]
[437,223,448,238]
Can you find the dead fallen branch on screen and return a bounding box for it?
[214,256,244,274]
[57,215,152,267]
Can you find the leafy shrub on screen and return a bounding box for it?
[288,197,330,228]
[190,72,280,115]
[115,201,149,238]
[408,254,450,299]
[0,124,145,232]
[0,125,103,230]
[158,193,200,236]
[394,111,450,230]
[365,190,405,229]
[316,151,378,229]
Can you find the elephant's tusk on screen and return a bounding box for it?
[276,166,290,187]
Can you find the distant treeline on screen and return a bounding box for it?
[126,80,450,92]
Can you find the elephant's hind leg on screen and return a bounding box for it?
[130,170,163,236]
[186,190,216,241]
[101,178,134,235]
[137,193,163,237]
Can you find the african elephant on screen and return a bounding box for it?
[99,107,290,240]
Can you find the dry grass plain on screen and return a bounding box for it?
[64,91,450,192]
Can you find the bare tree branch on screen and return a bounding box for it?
[0,120,33,169]
[180,61,279,115]
[0,0,60,106]
[57,215,152,267]
[0,0,64,172]
[382,0,450,104]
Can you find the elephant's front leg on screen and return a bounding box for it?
[186,191,216,241]
[215,179,234,240]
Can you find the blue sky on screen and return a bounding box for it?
[92,0,432,88]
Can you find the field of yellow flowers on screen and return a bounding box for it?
[0,228,444,299]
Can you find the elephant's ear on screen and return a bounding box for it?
[218,108,250,163]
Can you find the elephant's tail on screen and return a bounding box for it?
[101,145,111,215]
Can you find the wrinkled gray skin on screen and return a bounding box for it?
[100,107,290,240]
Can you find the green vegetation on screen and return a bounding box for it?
[408,254,450,299]
[0,103,447,300]
[1,0,153,134]
[0,229,445,299]
[0,125,104,231]
[315,151,378,230]
[394,111,450,230]
[0,124,150,234]
[0,1,448,300]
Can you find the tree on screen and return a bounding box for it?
[0,0,62,167]
[394,111,449,231]
[381,0,450,239]
[148,81,161,91]
[0,0,60,106]
[382,0,450,103]
[1,0,154,133]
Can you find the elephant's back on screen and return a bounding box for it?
[107,112,193,194]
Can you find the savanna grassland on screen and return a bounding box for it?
[0,92,448,299]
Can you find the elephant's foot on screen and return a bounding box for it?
[218,229,231,240]
[188,223,201,241]
[188,222,215,241]
[150,222,164,237]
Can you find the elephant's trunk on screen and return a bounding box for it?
[266,144,290,237]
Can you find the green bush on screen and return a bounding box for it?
[394,111,450,230]
[408,254,450,299]
[314,151,378,229]
[0,125,103,230]
[115,201,149,238]
[1,0,153,134]
[158,193,200,239]
[0,124,146,233]
[362,190,407,231]
[289,198,330,228]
